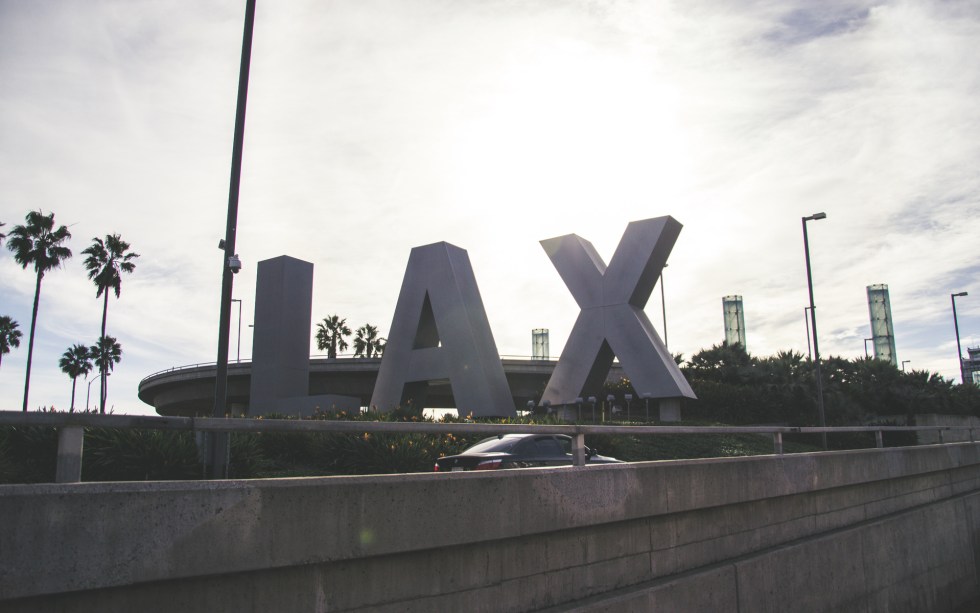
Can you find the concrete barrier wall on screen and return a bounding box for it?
[2,444,980,612]
[881,413,980,444]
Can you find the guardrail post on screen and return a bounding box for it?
[875,430,884,449]
[56,426,84,483]
[773,432,783,455]
[572,433,586,466]
[971,428,975,443]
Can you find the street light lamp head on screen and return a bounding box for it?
[953,291,968,297]
[804,212,827,221]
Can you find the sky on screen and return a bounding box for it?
[1,0,979,416]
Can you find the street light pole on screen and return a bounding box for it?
[231,298,242,363]
[87,373,108,413]
[803,212,828,448]
[804,307,812,360]
[902,360,910,371]
[86,376,96,412]
[952,292,969,384]
[209,0,257,479]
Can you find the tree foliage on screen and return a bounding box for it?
[600,343,980,427]
[680,343,980,426]
[315,315,352,358]
[6,210,72,411]
[82,233,138,413]
[0,315,22,369]
[81,234,140,306]
[353,323,385,358]
[90,336,122,414]
[59,344,93,412]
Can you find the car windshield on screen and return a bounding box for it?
[463,436,522,454]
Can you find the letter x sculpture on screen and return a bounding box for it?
[539,216,696,405]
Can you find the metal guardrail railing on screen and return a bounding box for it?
[139,359,252,383]
[1,410,975,484]
[137,355,557,387]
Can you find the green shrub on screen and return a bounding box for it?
[83,428,200,482]
[316,431,469,475]
[589,426,822,462]
[0,426,58,484]
[229,433,272,479]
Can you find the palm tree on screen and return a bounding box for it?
[89,335,122,414]
[0,315,22,369]
[6,210,73,411]
[82,234,139,413]
[315,315,351,358]
[353,324,386,358]
[59,344,92,412]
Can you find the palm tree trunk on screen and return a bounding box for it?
[70,376,77,412]
[22,271,43,412]
[99,291,108,414]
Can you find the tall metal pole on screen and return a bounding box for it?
[803,213,827,449]
[804,307,812,360]
[952,292,969,384]
[208,0,257,479]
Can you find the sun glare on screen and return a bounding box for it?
[447,40,693,232]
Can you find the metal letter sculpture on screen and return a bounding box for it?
[371,242,516,417]
[539,216,696,405]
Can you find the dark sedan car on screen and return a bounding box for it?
[433,433,622,471]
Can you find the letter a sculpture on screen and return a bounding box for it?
[371,242,516,417]
[540,216,696,406]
